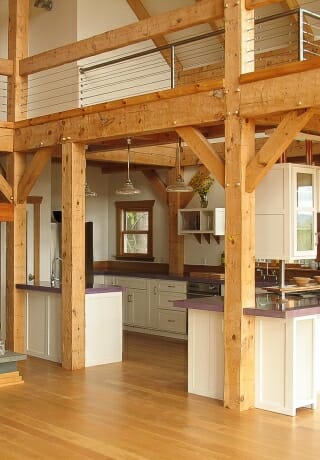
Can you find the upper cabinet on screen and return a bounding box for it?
[256,163,318,260]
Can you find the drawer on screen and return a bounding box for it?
[158,280,187,294]
[116,277,147,290]
[157,291,187,310]
[157,309,187,334]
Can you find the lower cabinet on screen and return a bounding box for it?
[115,277,149,329]
[26,291,61,363]
[149,279,187,336]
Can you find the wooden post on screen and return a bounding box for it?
[168,168,184,275]
[6,0,29,352]
[224,0,256,410]
[61,142,85,370]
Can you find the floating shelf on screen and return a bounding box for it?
[265,284,320,293]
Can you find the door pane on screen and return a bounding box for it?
[297,173,313,209]
[297,211,313,251]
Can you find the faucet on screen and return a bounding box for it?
[51,257,62,286]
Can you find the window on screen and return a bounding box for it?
[115,200,155,260]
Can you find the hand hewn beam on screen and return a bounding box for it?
[14,87,225,152]
[176,126,225,187]
[17,147,54,202]
[20,0,224,76]
[0,58,13,76]
[246,109,315,193]
[0,203,14,221]
[142,170,168,204]
[0,174,13,202]
[241,63,320,117]
[245,0,282,8]
[0,123,14,152]
[126,0,182,70]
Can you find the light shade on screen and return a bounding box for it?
[166,175,193,192]
[116,178,140,195]
[116,138,140,195]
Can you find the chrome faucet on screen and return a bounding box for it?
[51,257,62,286]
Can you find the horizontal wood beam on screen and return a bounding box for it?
[0,125,14,152]
[176,126,225,187]
[20,0,224,76]
[14,91,225,152]
[0,203,14,221]
[240,64,320,117]
[246,109,315,192]
[0,174,13,202]
[245,0,282,8]
[0,58,13,76]
[17,147,54,202]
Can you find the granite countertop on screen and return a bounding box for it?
[173,293,320,318]
[16,281,123,294]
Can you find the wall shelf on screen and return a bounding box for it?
[178,208,225,243]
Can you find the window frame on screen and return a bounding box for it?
[115,200,155,261]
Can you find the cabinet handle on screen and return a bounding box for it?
[128,294,132,302]
[167,285,175,288]
[153,286,157,295]
[168,319,175,323]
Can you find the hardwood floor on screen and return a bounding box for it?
[0,332,319,459]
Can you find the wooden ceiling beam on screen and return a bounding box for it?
[17,147,54,202]
[126,0,182,70]
[246,0,282,8]
[176,126,225,187]
[0,58,13,76]
[14,90,225,152]
[142,170,168,205]
[0,124,14,152]
[0,174,13,202]
[241,63,320,118]
[20,0,224,76]
[246,109,315,193]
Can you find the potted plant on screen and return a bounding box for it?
[189,171,214,208]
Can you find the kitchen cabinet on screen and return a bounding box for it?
[256,163,318,260]
[255,315,318,416]
[26,291,61,363]
[149,279,187,336]
[178,208,225,243]
[115,276,149,328]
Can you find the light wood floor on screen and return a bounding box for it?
[0,332,319,459]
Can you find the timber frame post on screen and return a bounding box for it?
[6,0,29,352]
[61,142,86,370]
[223,0,256,410]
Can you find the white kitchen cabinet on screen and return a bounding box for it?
[149,279,187,336]
[94,274,116,285]
[178,208,225,242]
[256,163,318,260]
[188,309,224,399]
[255,315,318,416]
[115,276,149,328]
[26,291,61,363]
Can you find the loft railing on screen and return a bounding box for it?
[1,8,318,120]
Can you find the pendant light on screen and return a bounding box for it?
[116,137,140,195]
[166,138,193,192]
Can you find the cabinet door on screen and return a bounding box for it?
[26,292,47,359]
[131,289,149,328]
[292,168,317,258]
[47,294,61,362]
[122,288,133,325]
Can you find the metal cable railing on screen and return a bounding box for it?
[1,7,318,120]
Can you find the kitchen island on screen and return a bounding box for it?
[173,293,320,416]
[17,282,123,367]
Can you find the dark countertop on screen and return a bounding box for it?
[173,293,320,318]
[16,282,123,295]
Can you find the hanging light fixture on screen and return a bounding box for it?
[85,182,97,197]
[116,137,140,195]
[166,138,193,192]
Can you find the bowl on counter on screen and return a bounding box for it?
[293,276,311,287]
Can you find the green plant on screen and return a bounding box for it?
[189,172,214,194]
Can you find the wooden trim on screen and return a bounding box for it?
[0,174,13,203]
[20,0,224,76]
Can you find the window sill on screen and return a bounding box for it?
[115,255,155,262]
